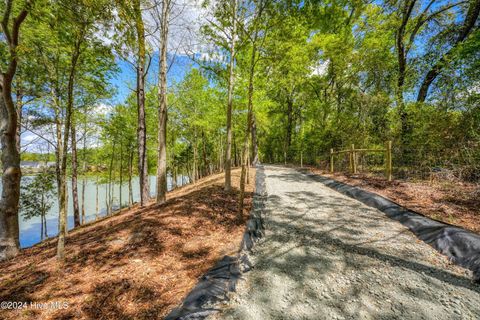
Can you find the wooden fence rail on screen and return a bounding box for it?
[330,141,392,181]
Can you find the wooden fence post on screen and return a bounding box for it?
[351,144,357,174]
[385,140,392,181]
[330,148,334,173]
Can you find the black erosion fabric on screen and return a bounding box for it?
[165,165,267,320]
[303,170,480,282]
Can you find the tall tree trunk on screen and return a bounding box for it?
[119,141,123,209]
[286,97,293,160]
[107,139,115,215]
[15,87,22,153]
[40,193,45,241]
[134,0,149,206]
[71,114,80,227]
[43,214,48,239]
[193,136,198,183]
[171,132,176,189]
[239,24,258,216]
[246,141,250,184]
[0,4,29,261]
[224,0,237,192]
[40,209,44,241]
[233,132,238,167]
[81,118,87,224]
[128,147,133,205]
[172,166,177,189]
[0,93,21,260]
[57,50,80,261]
[201,131,209,176]
[395,0,415,148]
[156,0,170,204]
[95,175,99,219]
[54,100,62,205]
[219,133,224,171]
[105,176,109,215]
[251,114,258,165]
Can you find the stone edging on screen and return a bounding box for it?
[301,169,480,283]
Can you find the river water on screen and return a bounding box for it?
[2,175,189,248]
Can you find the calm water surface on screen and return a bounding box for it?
[1,175,189,248]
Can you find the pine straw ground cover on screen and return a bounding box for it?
[308,167,480,234]
[0,168,255,320]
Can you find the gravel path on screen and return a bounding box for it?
[215,166,480,320]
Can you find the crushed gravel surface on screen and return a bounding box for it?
[214,166,480,320]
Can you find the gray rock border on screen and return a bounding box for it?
[301,169,480,283]
[164,165,267,320]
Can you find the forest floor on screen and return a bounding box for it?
[307,167,480,234]
[0,168,255,320]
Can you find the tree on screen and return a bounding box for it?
[20,171,56,241]
[200,0,241,191]
[225,0,237,192]
[417,0,480,102]
[55,0,114,261]
[0,0,31,261]
[238,0,268,215]
[155,0,171,204]
[388,0,479,149]
[115,0,151,206]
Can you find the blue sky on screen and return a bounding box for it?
[20,53,198,152]
[110,54,197,104]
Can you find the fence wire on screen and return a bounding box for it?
[318,145,480,183]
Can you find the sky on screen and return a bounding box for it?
[21,0,210,153]
[20,53,198,153]
[110,53,197,104]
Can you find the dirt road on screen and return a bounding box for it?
[216,166,480,320]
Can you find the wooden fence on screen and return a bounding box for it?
[330,141,392,181]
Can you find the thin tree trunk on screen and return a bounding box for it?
[71,114,80,227]
[15,87,22,154]
[134,0,150,206]
[105,176,109,215]
[119,141,123,209]
[171,132,176,190]
[246,140,250,184]
[219,133,224,172]
[43,214,48,239]
[81,119,87,224]
[40,204,44,241]
[128,148,133,205]
[233,133,238,167]
[201,131,209,176]
[95,175,99,219]
[395,0,415,149]
[57,34,82,261]
[172,166,177,189]
[239,26,258,216]
[286,97,293,160]
[54,100,62,206]
[156,0,170,204]
[107,139,115,215]
[251,114,258,164]
[193,138,198,183]
[224,0,237,192]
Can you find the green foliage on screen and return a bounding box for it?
[20,171,56,221]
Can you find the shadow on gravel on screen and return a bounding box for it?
[246,168,480,319]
